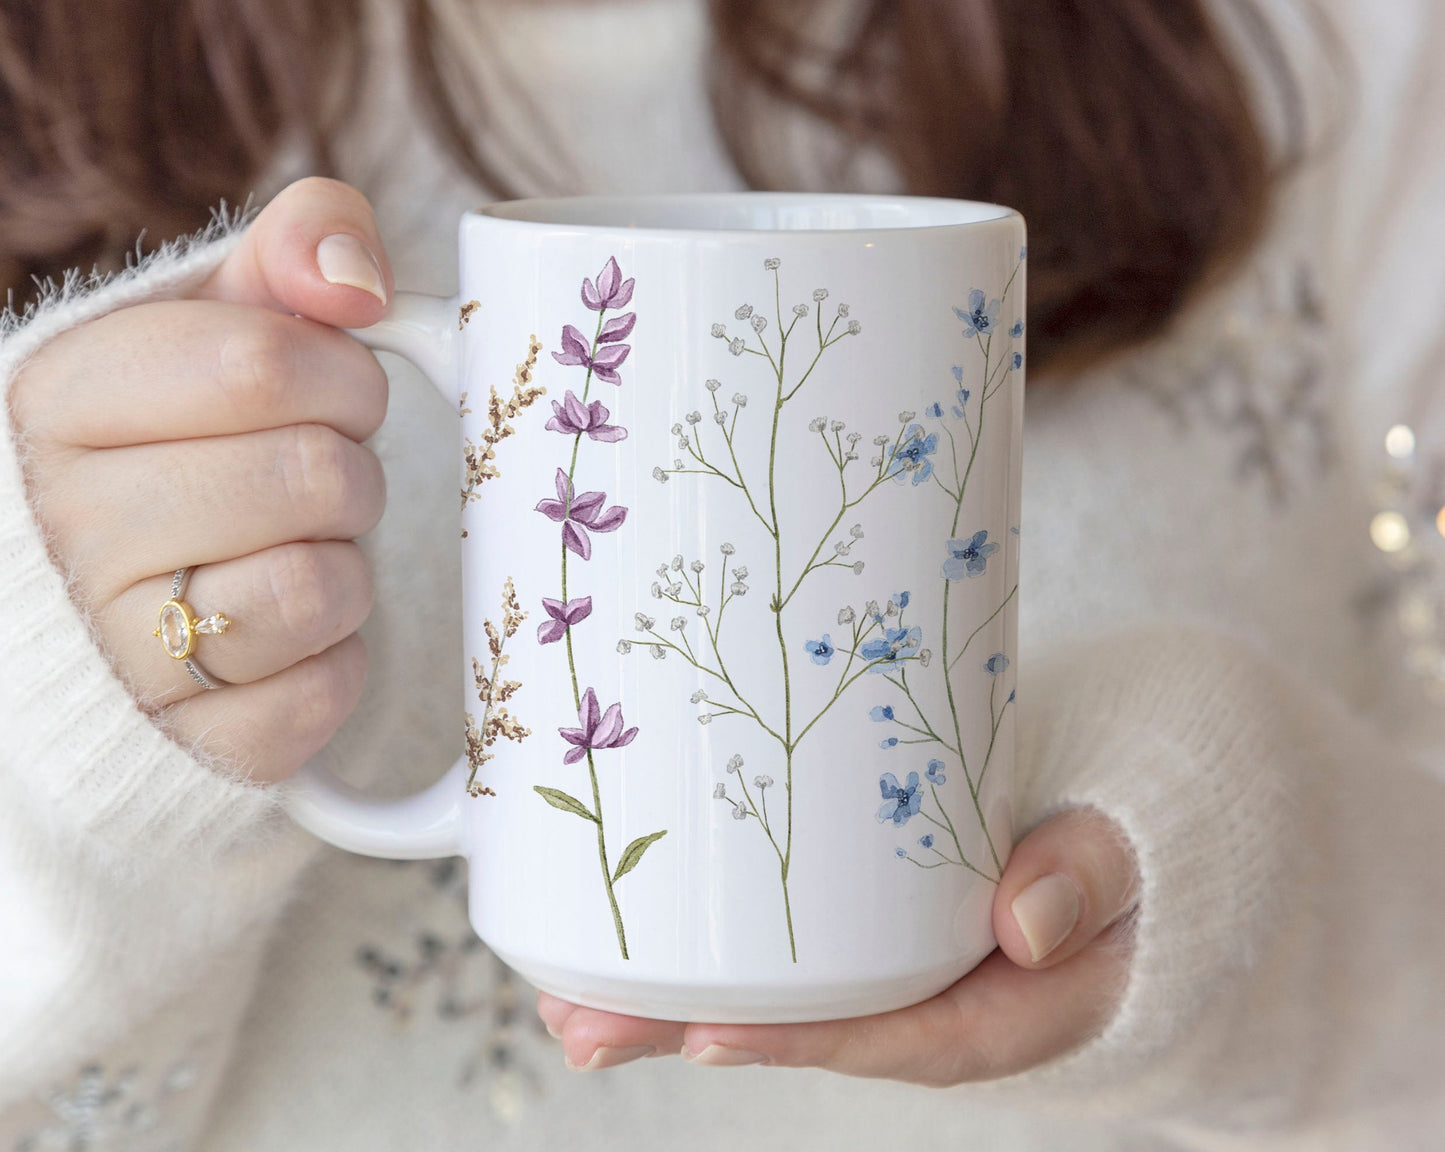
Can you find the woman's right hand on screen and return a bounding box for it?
[7,178,396,782]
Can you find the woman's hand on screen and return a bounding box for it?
[7,178,395,781]
[538,807,1141,1082]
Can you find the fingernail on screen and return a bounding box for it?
[316,233,387,305]
[567,1044,655,1071]
[683,1044,769,1067]
[1011,872,1081,962]
[543,1021,562,1040]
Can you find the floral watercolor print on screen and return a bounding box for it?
[533,258,667,961]
[626,257,1023,960]
[464,579,530,798]
[461,340,545,796]
[873,268,1024,878]
[627,260,939,962]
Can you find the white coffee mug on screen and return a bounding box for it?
[284,193,1026,1023]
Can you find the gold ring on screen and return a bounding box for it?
[153,567,231,689]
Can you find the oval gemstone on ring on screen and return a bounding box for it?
[159,602,192,659]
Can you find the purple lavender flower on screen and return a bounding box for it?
[552,324,633,385]
[544,391,628,442]
[581,257,636,312]
[598,312,637,343]
[558,687,639,765]
[537,596,593,645]
[535,468,627,560]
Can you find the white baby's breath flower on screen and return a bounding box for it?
[651,582,662,599]
[686,410,702,425]
[617,640,632,655]
[720,542,736,556]
[835,541,851,556]
[873,435,891,446]
[696,604,711,617]
[705,378,721,392]
[714,411,729,425]
[751,315,767,333]
[850,524,864,538]
[729,337,746,356]
[713,783,727,800]
[870,456,883,468]
[837,303,850,317]
[727,755,743,773]
[838,606,856,625]
[672,555,684,571]
[698,712,712,724]
[651,645,666,660]
[677,434,690,450]
[764,257,781,270]
[690,559,705,573]
[711,323,727,338]
[731,802,748,819]
[732,566,749,580]
[735,304,753,320]
[733,394,748,407]
[671,616,686,631]
[813,288,829,302]
[754,775,774,790]
[845,452,859,462]
[730,581,748,596]
[793,303,809,317]
[671,422,683,436]
[885,600,899,617]
[830,420,845,433]
[809,417,827,433]
[898,410,916,423]
[848,320,862,335]
[635,613,656,632]
[865,600,880,618]
[653,466,669,483]
[847,432,862,444]
[691,689,709,704]
[918,649,933,667]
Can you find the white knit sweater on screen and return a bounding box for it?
[2,0,1444,1149]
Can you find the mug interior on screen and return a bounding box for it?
[477,192,1016,234]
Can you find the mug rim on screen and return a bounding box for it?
[471,191,1022,238]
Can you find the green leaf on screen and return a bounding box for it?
[534,786,598,822]
[612,830,668,884]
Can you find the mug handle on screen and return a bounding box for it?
[280,292,470,860]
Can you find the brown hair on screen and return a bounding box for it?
[0,0,1300,374]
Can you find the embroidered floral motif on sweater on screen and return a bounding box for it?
[1125,263,1332,504]
[354,860,553,1125]
[10,1048,205,1152]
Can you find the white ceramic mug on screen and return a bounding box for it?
[284,193,1026,1023]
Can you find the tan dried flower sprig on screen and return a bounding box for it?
[460,335,545,525]
[465,578,531,797]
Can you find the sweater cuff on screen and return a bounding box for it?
[985,625,1300,1117]
[0,215,286,865]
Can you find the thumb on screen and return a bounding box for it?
[993,806,1141,970]
[197,177,393,328]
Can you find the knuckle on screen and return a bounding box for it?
[218,320,296,414]
[278,423,351,521]
[266,544,336,645]
[288,642,362,738]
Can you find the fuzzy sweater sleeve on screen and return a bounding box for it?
[0,217,317,1109]
[977,625,1445,1139]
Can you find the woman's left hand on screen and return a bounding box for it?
[537,807,1141,1082]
